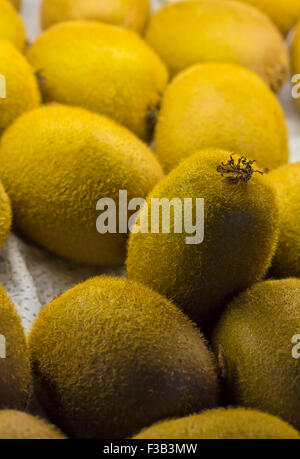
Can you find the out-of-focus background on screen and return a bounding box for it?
[0,0,299,335]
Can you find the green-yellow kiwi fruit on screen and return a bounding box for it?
[0,284,32,410]
[0,104,163,266]
[0,0,25,51]
[0,410,67,439]
[28,276,219,439]
[155,63,289,173]
[212,278,300,430]
[145,0,289,91]
[0,40,40,135]
[26,21,168,141]
[0,181,11,249]
[223,0,300,35]
[127,148,279,331]
[41,0,150,34]
[266,162,300,278]
[292,22,300,111]
[134,408,300,439]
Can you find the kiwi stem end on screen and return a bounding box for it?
[217,155,263,183]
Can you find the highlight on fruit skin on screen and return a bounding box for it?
[41,0,150,34]
[0,0,26,51]
[0,181,11,249]
[0,410,67,439]
[292,22,300,111]
[221,0,300,35]
[267,162,300,278]
[133,407,300,440]
[127,148,280,331]
[154,62,289,173]
[28,276,219,439]
[26,21,169,141]
[0,40,40,135]
[212,278,300,431]
[145,0,289,92]
[0,104,163,266]
[0,284,32,411]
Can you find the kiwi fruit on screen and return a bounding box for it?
[0,104,163,266]
[224,0,300,35]
[9,0,21,9]
[213,278,300,430]
[41,0,150,34]
[155,63,289,173]
[127,148,279,331]
[0,0,25,51]
[0,181,11,249]
[266,162,300,278]
[26,21,168,141]
[292,22,300,110]
[0,40,40,135]
[0,284,32,410]
[134,408,300,439]
[0,410,67,439]
[145,0,289,91]
[28,276,218,439]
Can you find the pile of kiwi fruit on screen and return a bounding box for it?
[0,0,300,440]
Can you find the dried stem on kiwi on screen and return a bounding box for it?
[146,103,160,140]
[35,70,47,89]
[217,155,263,183]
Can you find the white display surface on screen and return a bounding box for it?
[0,0,298,333]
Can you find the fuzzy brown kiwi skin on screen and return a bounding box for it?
[35,73,161,138]
[127,149,280,335]
[196,155,264,335]
[0,285,32,411]
[0,410,67,439]
[212,278,300,430]
[28,277,219,439]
